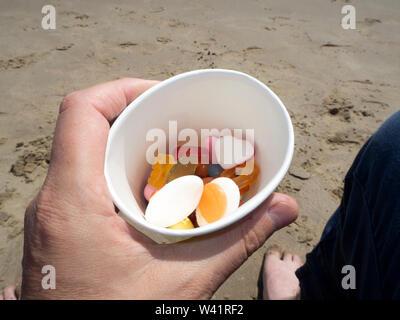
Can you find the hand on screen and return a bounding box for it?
[21,78,299,299]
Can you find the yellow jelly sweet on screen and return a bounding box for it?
[168,217,195,230]
[147,154,175,188]
[165,156,198,183]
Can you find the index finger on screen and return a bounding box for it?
[48,78,159,188]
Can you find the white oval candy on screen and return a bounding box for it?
[215,135,254,169]
[145,175,203,227]
[196,177,240,227]
[211,177,240,215]
[195,207,208,228]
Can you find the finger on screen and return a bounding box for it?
[48,78,158,187]
[3,286,17,300]
[171,193,298,288]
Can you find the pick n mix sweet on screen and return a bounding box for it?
[143,135,259,230]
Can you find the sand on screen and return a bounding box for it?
[0,0,399,299]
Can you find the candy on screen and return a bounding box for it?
[239,185,250,195]
[144,183,157,201]
[176,146,209,164]
[211,177,240,216]
[145,175,204,228]
[196,177,240,227]
[188,211,198,227]
[219,167,237,179]
[202,177,213,184]
[143,138,260,229]
[195,164,209,178]
[215,135,254,170]
[168,217,195,230]
[220,162,254,195]
[196,183,227,226]
[220,161,249,179]
[147,154,175,188]
[166,156,198,183]
[207,163,224,177]
[232,162,260,191]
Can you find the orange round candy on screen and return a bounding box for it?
[197,183,227,223]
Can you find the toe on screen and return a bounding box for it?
[15,277,22,299]
[292,254,303,267]
[263,250,281,274]
[283,252,293,262]
[3,286,17,300]
[264,250,282,267]
[266,250,281,259]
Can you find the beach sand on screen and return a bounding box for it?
[0,0,399,299]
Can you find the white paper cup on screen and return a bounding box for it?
[104,69,294,243]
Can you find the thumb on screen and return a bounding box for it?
[171,192,298,294]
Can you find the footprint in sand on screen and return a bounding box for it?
[0,52,49,71]
[55,43,74,51]
[323,94,354,122]
[150,7,165,14]
[168,18,187,28]
[118,42,138,48]
[0,187,15,226]
[285,215,316,247]
[156,37,172,44]
[10,136,52,183]
[0,137,7,145]
[243,46,263,53]
[360,18,382,26]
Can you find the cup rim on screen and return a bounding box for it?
[104,68,294,238]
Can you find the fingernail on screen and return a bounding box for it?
[267,201,298,229]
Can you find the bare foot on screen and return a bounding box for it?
[0,277,21,300]
[263,250,303,300]
[0,285,18,300]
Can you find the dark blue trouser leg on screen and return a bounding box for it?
[296,110,400,299]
